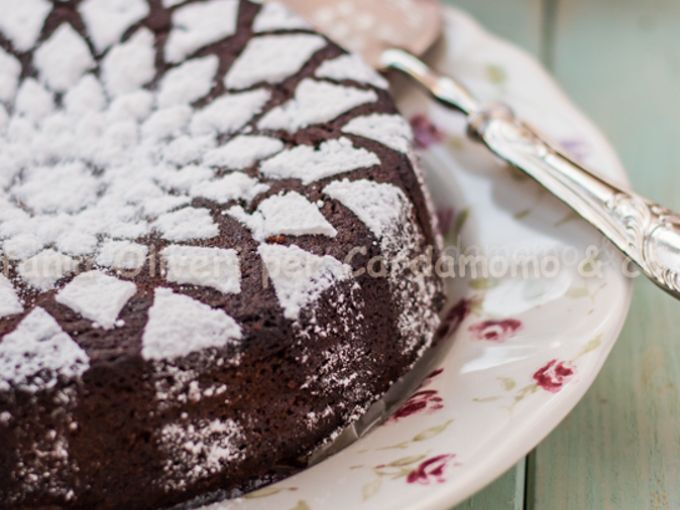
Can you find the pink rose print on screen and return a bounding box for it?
[391,390,444,422]
[559,138,589,163]
[533,359,574,393]
[424,367,444,383]
[410,114,444,149]
[468,319,522,343]
[406,454,456,485]
[436,299,470,341]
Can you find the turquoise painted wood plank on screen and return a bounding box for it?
[529,284,680,510]
[454,461,526,510]
[529,0,680,508]
[446,0,546,59]
[443,0,546,508]
[547,0,680,204]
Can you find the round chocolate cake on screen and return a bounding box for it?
[0,1,443,508]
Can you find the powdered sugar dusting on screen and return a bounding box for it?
[153,207,219,242]
[11,428,77,504]
[0,274,23,320]
[34,24,95,93]
[57,231,99,258]
[0,46,21,102]
[17,249,78,291]
[343,113,413,154]
[163,134,217,166]
[190,88,271,135]
[324,179,440,350]
[12,162,99,214]
[56,271,137,329]
[142,104,192,139]
[258,243,352,320]
[258,79,378,131]
[154,165,214,193]
[159,417,244,491]
[79,0,149,52]
[225,34,326,89]
[260,137,379,184]
[0,2,444,505]
[0,0,431,370]
[106,89,154,120]
[228,191,337,241]
[142,288,242,361]
[0,0,51,52]
[4,234,42,261]
[102,28,155,97]
[14,78,55,120]
[0,308,90,393]
[64,74,107,114]
[158,55,218,107]
[253,2,312,32]
[165,0,239,63]
[96,240,148,270]
[190,172,270,204]
[316,54,389,89]
[203,135,284,169]
[0,103,7,129]
[324,179,406,239]
[161,245,241,294]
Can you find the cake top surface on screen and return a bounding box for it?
[0,0,423,390]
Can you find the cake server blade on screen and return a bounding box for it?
[276,0,680,300]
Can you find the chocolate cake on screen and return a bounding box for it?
[0,1,443,508]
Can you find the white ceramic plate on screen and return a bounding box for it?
[203,7,632,510]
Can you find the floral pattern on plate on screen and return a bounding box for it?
[202,6,630,510]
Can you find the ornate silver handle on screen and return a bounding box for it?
[382,49,680,299]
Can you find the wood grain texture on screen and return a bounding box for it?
[528,285,680,510]
[455,461,527,510]
[446,0,679,508]
[529,0,680,508]
[446,0,545,59]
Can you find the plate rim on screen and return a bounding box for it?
[202,5,633,510]
[412,6,633,509]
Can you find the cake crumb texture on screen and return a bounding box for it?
[0,1,443,508]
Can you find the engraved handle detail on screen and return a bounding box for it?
[468,105,680,298]
[607,194,680,294]
[380,48,680,299]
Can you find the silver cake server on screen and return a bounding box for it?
[278,0,680,300]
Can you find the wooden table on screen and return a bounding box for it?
[443,0,680,508]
